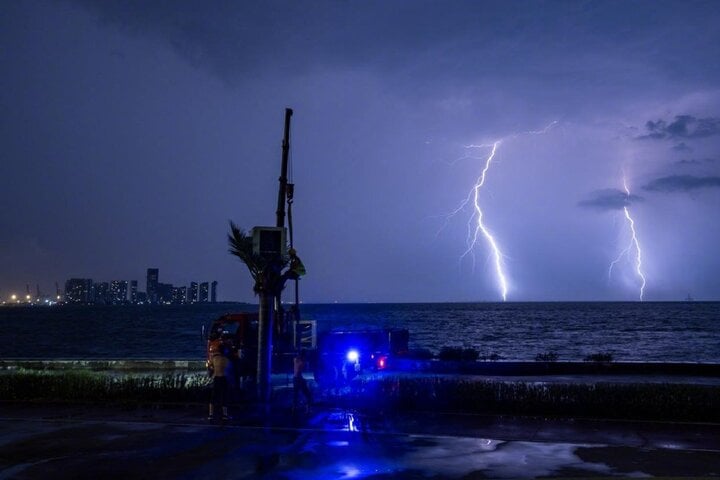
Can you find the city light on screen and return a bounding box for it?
[10,294,17,301]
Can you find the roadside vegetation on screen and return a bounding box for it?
[2,369,718,423]
[0,370,210,403]
[339,377,720,423]
[583,352,614,362]
[534,351,559,362]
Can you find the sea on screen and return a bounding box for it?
[1,302,718,362]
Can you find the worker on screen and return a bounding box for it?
[293,349,313,412]
[208,342,231,420]
[284,248,306,281]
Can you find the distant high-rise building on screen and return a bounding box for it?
[130,280,138,304]
[137,291,147,304]
[189,282,198,304]
[210,281,218,303]
[199,282,209,303]
[64,279,93,304]
[93,282,110,304]
[158,283,173,304]
[172,286,187,304]
[146,268,159,304]
[109,280,128,304]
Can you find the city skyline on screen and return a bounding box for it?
[2,267,218,305]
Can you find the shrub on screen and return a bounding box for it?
[438,347,479,361]
[461,349,479,361]
[438,347,463,361]
[479,353,504,361]
[584,352,613,362]
[535,351,559,362]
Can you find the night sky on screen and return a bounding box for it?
[2,1,719,303]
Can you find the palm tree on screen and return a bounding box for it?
[227,221,289,294]
[227,221,288,401]
[227,222,263,291]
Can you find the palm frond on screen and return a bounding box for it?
[227,222,264,284]
[228,221,292,295]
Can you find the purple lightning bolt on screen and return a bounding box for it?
[608,177,646,301]
[441,121,558,301]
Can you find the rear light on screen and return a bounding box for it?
[377,356,387,370]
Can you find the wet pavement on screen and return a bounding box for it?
[1,401,719,479]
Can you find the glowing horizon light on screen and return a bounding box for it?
[608,177,646,301]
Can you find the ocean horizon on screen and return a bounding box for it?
[1,301,718,362]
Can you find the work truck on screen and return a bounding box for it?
[204,311,409,387]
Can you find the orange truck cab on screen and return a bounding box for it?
[205,313,259,374]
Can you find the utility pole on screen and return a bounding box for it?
[257,107,293,403]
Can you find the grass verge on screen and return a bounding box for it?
[0,370,210,404]
[1,370,718,422]
[339,377,720,423]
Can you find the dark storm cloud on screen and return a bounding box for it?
[675,159,701,165]
[643,175,720,192]
[71,0,720,91]
[578,189,643,211]
[672,142,693,152]
[73,0,520,79]
[675,158,717,166]
[640,115,720,140]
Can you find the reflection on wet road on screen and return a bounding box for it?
[2,406,719,478]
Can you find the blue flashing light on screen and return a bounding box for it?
[346,349,359,362]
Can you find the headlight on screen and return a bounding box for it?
[346,350,359,363]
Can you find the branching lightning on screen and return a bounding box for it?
[459,141,508,301]
[441,121,558,302]
[608,177,646,301]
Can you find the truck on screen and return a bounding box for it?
[204,311,409,387]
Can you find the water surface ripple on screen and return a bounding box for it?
[1,302,718,362]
